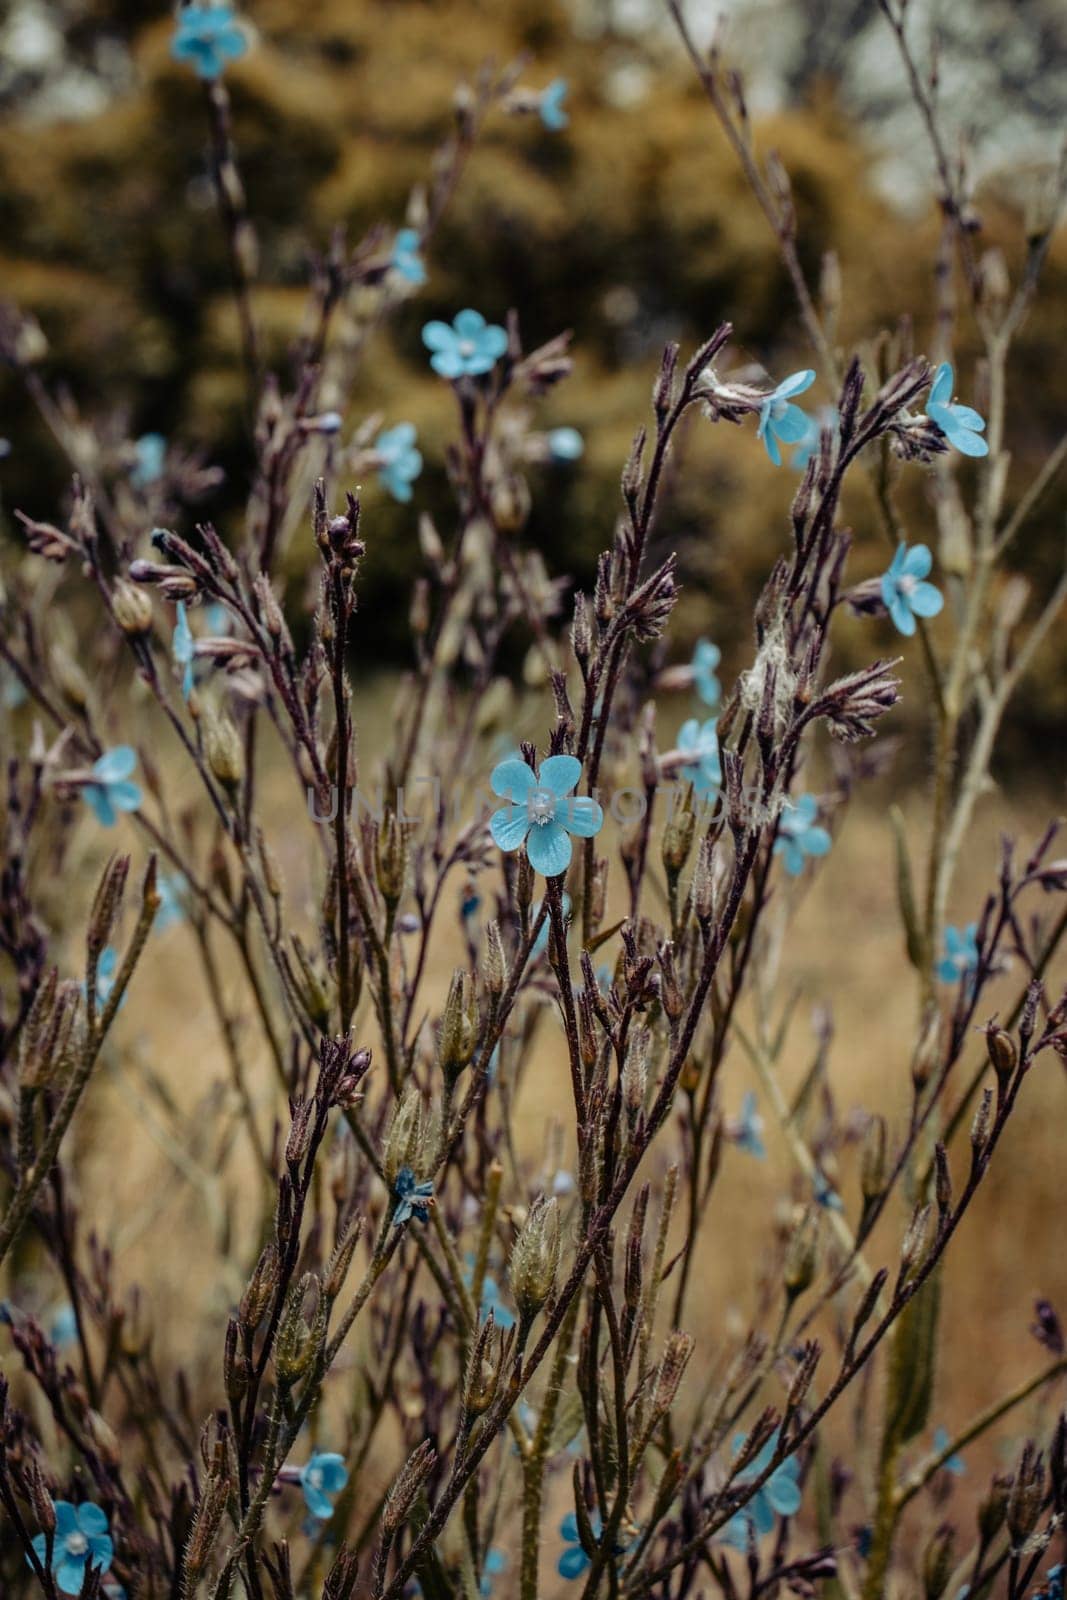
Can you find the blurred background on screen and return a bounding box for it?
[1,0,1066,754]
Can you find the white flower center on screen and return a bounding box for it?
[307,1467,324,1489]
[66,1532,89,1556]
[898,574,917,596]
[527,787,556,826]
[458,339,476,358]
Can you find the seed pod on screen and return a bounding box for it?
[437,970,478,1085]
[922,1523,955,1600]
[984,1023,1017,1099]
[509,1196,561,1322]
[204,704,244,791]
[662,786,696,878]
[240,1243,279,1331]
[483,920,508,997]
[383,1087,423,1183]
[784,1207,819,1300]
[860,1114,887,1202]
[1006,1440,1044,1546]
[112,579,154,635]
[88,854,130,961]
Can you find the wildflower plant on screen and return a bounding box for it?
[0,9,1066,1600]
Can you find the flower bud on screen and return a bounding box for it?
[376,811,408,906]
[384,1087,423,1183]
[662,785,696,878]
[784,1207,819,1300]
[112,579,154,636]
[860,1114,887,1201]
[922,1523,955,1600]
[204,704,245,792]
[509,1196,561,1322]
[437,970,478,1085]
[984,1023,1017,1097]
[483,920,508,998]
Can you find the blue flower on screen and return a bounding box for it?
[422,310,508,380]
[791,406,838,470]
[479,1547,507,1597]
[392,1167,435,1227]
[30,1500,113,1594]
[773,794,831,877]
[880,543,944,637]
[81,747,142,828]
[171,4,249,79]
[677,717,721,797]
[173,602,195,700]
[540,78,569,130]
[548,426,584,462]
[155,873,187,933]
[299,1453,348,1520]
[927,363,988,458]
[932,1427,965,1476]
[813,1171,842,1211]
[1038,1565,1065,1600]
[391,228,426,286]
[756,371,816,467]
[558,1511,600,1580]
[719,1429,802,1550]
[131,433,166,488]
[733,1092,766,1159]
[937,923,979,986]
[532,892,571,957]
[691,639,721,709]
[490,756,603,878]
[50,1304,78,1348]
[376,424,423,504]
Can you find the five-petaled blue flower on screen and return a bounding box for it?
[774,794,831,877]
[422,310,508,380]
[376,423,423,504]
[299,1453,348,1519]
[937,923,979,986]
[927,363,988,458]
[30,1500,113,1594]
[82,747,142,828]
[171,4,249,79]
[131,433,166,488]
[548,426,584,462]
[757,371,816,467]
[479,1547,507,1596]
[733,1092,766,1159]
[173,602,195,700]
[691,639,722,709]
[932,1427,965,1476]
[489,755,603,878]
[391,228,426,286]
[719,1428,802,1550]
[677,718,721,797]
[392,1167,435,1227]
[540,78,569,130]
[880,543,944,637]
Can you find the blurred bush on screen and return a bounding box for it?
[0,0,1064,751]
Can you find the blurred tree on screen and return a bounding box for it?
[0,0,1064,758]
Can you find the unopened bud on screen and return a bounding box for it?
[483,920,508,997]
[662,786,696,877]
[922,1523,955,1600]
[113,579,154,635]
[984,1023,1017,1097]
[784,1207,819,1300]
[204,704,245,791]
[438,970,478,1085]
[509,1196,560,1322]
[376,811,408,906]
[860,1114,887,1201]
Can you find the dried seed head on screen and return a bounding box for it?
[375,811,408,906]
[509,1196,561,1322]
[1006,1440,1045,1545]
[112,578,154,635]
[437,970,478,1085]
[483,920,508,997]
[983,1022,1017,1096]
[622,1028,650,1125]
[240,1243,280,1331]
[860,1114,887,1201]
[382,1439,437,1536]
[784,1207,820,1300]
[203,703,245,791]
[922,1523,955,1600]
[652,1330,695,1416]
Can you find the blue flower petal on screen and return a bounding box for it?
[901,544,933,580]
[490,806,532,853]
[490,759,536,801]
[538,753,582,798]
[558,1545,590,1579]
[908,582,944,619]
[526,820,572,877]
[92,747,137,782]
[556,796,603,839]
